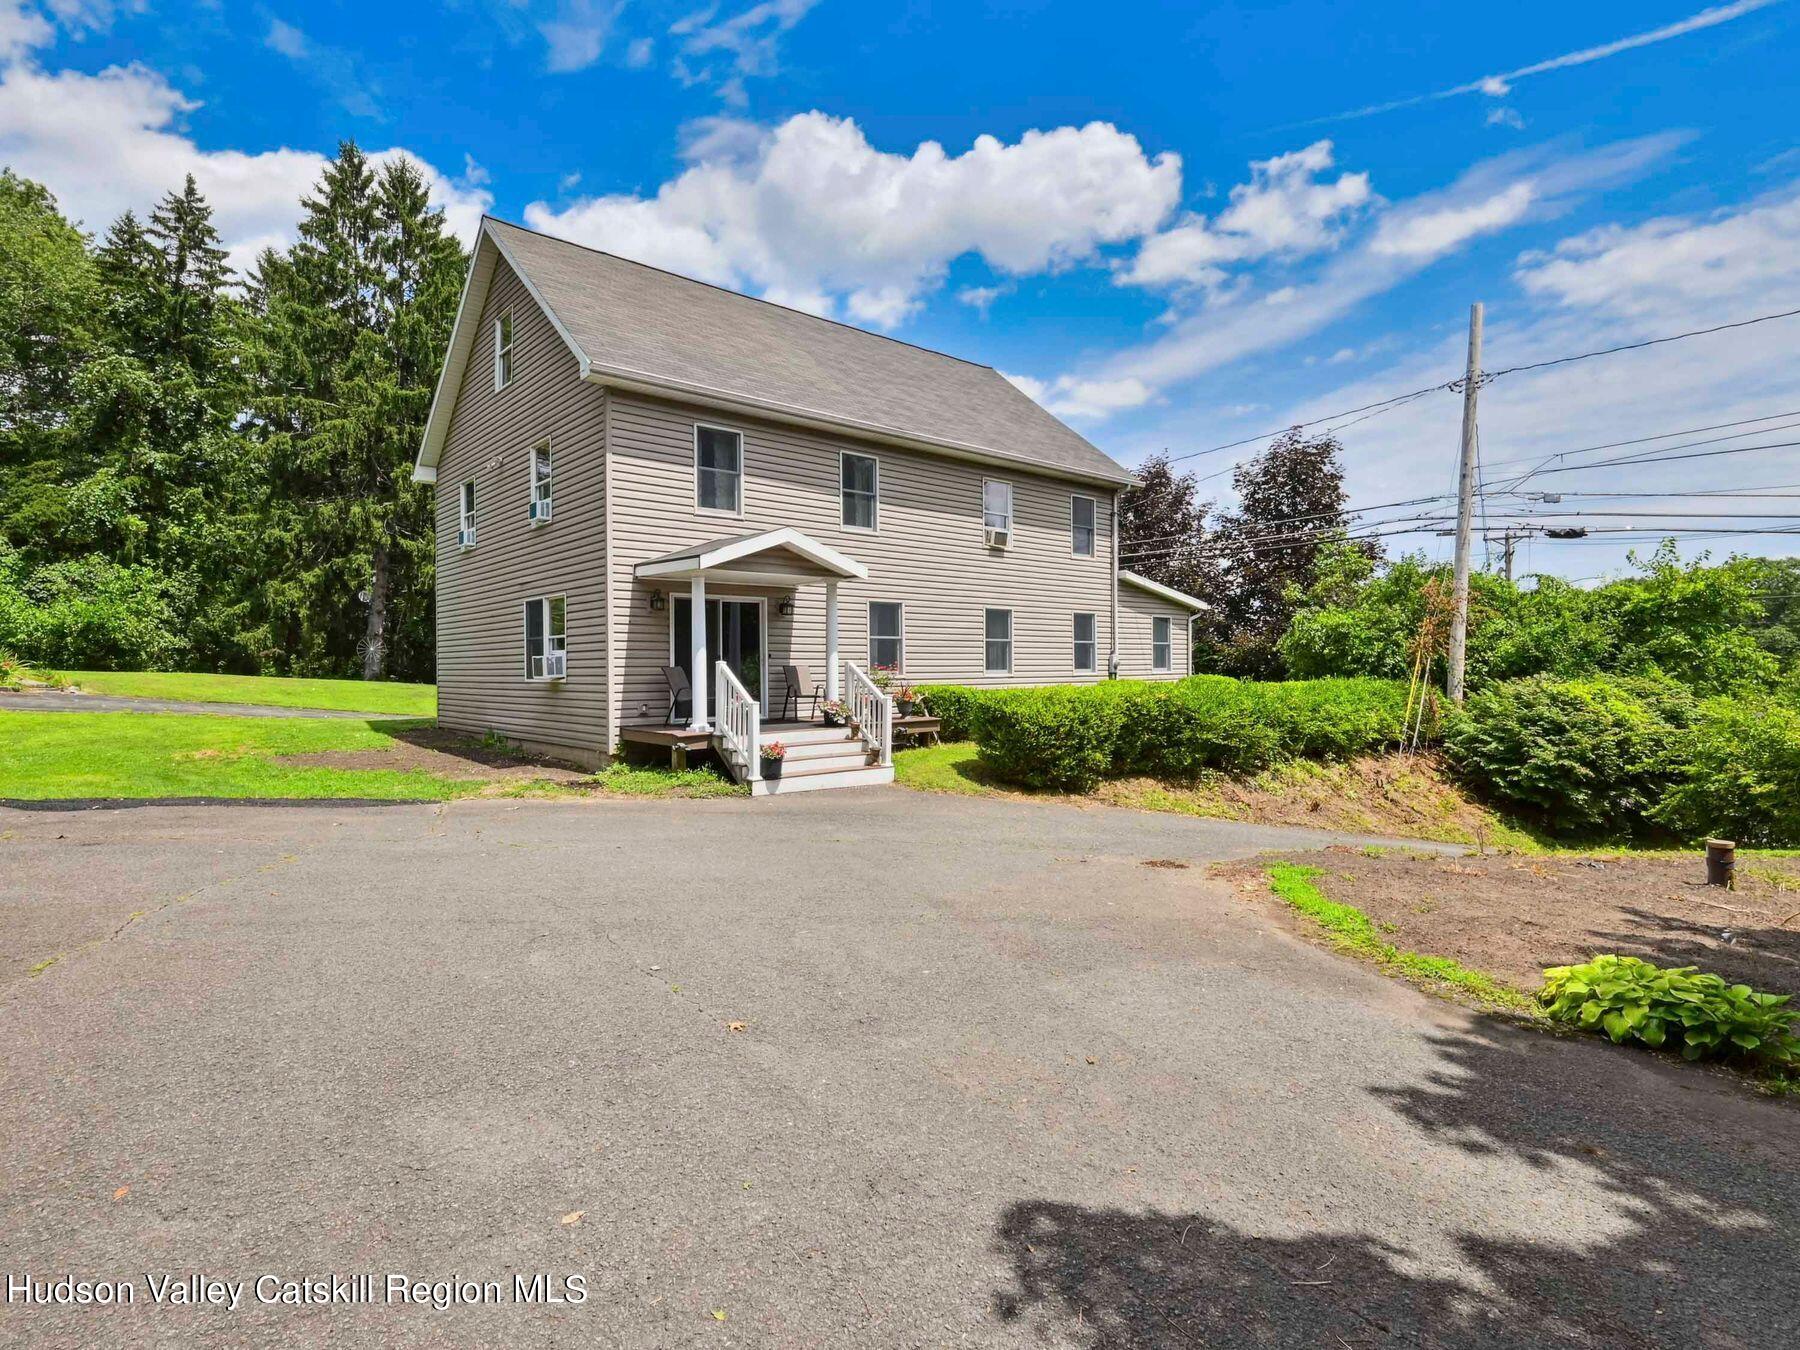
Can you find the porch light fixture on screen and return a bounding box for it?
[648,589,666,612]
[777,596,795,616]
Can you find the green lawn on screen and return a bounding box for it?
[51,670,437,717]
[0,712,473,801]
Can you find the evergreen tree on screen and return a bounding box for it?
[249,143,464,680]
[143,174,232,376]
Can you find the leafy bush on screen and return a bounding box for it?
[915,684,993,742]
[972,675,1410,791]
[0,552,192,671]
[1540,955,1798,1066]
[1442,674,1692,836]
[1654,695,1800,847]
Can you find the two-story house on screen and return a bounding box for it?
[413,218,1205,793]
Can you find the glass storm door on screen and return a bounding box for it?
[673,597,764,713]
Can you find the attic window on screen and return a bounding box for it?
[494,312,514,390]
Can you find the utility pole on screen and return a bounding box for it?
[1498,527,1520,585]
[1447,302,1483,704]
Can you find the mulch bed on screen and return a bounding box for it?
[1234,849,1800,999]
[276,725,591,785]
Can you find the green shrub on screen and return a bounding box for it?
[1654,695,1800,847]
[915,684,993,742]
[0,553,191,671]
[1540,955,1798,1065]
[971,675,1411,791]
[977,684,1133,791]
[1442,674,1692,836]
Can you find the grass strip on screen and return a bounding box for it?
[1265,862,1538,1015]
[51,670,436,716]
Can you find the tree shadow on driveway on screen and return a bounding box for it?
[992,1020,1800,1347]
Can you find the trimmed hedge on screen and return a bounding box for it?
[919,676,1411,792]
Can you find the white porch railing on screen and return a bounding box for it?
[715,660,761,784]
[844,662,892,768]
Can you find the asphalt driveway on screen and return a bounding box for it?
[2,790,1796,1347]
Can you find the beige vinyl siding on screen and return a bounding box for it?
[606,390,1122,724]
[433,258,609,761]
[1116,584,1194,680]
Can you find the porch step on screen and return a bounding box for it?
[759,724,860,748]
[749,764,896,796]
[774,739,875,765]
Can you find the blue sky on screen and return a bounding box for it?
[3,0,1797,578]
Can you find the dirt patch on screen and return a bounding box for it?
[1233,848,1800,999]
[276,726,590,785]
[1094,753,1525,848]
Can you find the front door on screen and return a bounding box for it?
[672,597,765,715]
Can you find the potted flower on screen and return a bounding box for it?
[871,663,897,693]
[895,684,921,715]
[759,741,787,779]
[820,699,848,727]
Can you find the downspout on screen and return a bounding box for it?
[1108,489,1121,679]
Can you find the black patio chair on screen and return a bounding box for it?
[661,665,692,725]
[779,663,824,722]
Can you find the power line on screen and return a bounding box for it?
[1482,304,1800,382]
[1505,437,1800,480]
[1163,381,1458,466]
[1478,409,1800,471]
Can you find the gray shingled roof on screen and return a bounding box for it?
[485,218,1132,485]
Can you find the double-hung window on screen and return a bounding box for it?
[494,313,514,390]
[841,451,878,530]
[529,442,553,523]
[1073,612,1097,673]
[869,601,903,671]
[1071,494,1096,557]
[1152,616,1172,673]
[458,480,477,548]
[984,608,1012,673]
[695,425,742,514]
[982,480,1013,548]
[524,595,567,680]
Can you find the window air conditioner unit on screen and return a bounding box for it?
[458,526,476,548]
[984,525,1010,549]
[544,651,566,679]
[530,499,552,523]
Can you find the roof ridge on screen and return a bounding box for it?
[483,215,998,374]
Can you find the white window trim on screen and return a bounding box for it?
[523,594,568,682]
[1073,611,1097,673]
[693,422,745,518]
[839,449,880,533]
[868,600,905,671]
[493,312,513,392]
[1152,616,1172,673]
[984,607,1013,674]
[529,439,553,524]
[458,480,477,549]
[982,478,1014,550]
[1071,493,1097,558]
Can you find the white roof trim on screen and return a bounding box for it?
[412,220,591,483]
[1120,569,1210,611]
[634,527,869,581]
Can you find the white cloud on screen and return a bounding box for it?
[1370,182,1536,259]
[0,58,490,273]
[670,0,819,103]
[264,17,307,59]
[0,2,53,57]
[957,284,1005,314]
[1018,134,1683,418]
[1121,140,1370,289]
[524,111,1180,327]
[1486,106,1526,130]
[1005,371,1154,420]
[1312,0,1778,124]
[1173,176,1800,576]
[625,35,654,67]
[539,0,620,73]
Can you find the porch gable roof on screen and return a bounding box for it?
[633,526,869,581]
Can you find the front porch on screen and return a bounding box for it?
[629,527,898,795]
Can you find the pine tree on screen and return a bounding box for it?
[143,174,231,376]
[248,143,464,680]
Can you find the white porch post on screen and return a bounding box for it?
[825,579,840,702]
[688,573,710,730]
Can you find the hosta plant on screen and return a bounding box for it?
[1540,955,1798,1066]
